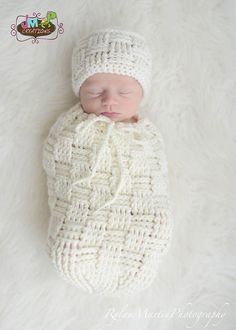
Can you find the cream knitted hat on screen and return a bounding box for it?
[72,27,152,106]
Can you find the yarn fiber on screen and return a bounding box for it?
[72,28,152,107]
[42,102,173,297]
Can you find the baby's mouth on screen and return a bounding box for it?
[101,112,120,117]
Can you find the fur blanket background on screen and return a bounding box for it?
[1,1,235,329]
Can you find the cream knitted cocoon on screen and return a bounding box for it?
[42,102,173,297]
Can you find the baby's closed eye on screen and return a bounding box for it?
[119,89,132,94]
[86,89,133,97]
[87,90,103,95]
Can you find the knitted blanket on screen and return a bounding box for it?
[42,102,173,297]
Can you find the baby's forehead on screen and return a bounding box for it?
[83,73,138,87]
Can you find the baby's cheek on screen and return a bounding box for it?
[123,99,140,111]
[84,98,99,107]
[80,99,98,113]
[121,98,135,106]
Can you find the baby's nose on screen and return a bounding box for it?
[101,91,118,106]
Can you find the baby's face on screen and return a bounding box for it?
[79,73,143,122]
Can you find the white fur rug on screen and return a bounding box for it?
[1,1,235,329]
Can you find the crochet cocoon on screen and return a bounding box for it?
[42,102,173,297]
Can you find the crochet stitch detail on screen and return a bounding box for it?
[42,102,173,297]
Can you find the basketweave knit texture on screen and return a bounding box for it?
[42,102,173,297]
[72,28,152,107]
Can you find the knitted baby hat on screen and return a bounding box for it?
[72,27,152,106]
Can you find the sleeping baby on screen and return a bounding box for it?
[42,27,173,297]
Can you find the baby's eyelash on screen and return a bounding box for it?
[88,91,102,95]
[87,90,132,96]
